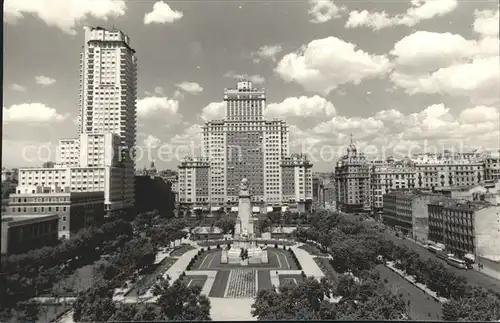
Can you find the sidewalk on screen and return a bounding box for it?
[292,244,325,280]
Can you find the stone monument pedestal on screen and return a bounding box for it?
[220,178,269,265]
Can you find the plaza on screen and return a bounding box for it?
[114,240,325,321]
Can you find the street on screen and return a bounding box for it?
[377,227,500,294]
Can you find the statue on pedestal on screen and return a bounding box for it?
[225,178,268,264]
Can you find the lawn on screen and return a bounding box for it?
[279,274,304,287]
[257,270,273,292]
[299,243,329,257]
[376,264,443,320]
[208,271,230,297]
[170,244,195,257]
[180,275,207,289]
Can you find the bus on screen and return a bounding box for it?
[437,250,453,260]
[447,256,467,269]
[428,245,443,254]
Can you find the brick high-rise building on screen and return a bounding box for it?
[179,80,312,213]
[334,136,370,213]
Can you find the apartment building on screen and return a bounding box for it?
[17,164,124,212]
[199,80,292,210]
[1,214,59,255]
[5,191,104,239]
[280,153,313,212]
[178,157,210,210]
[335,138,370,213]
[370,160,416,212]
[412,154,485,190]
[485,151,500,182]
[428,200,500,262]
[383,190,442,242]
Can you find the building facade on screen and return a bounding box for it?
[202,80,290,207]
[484,151,500,182]
[370,160,416,212]
[178,157,210,209]
[280,153,313,212]
[15,26,137,217]
[1,214,59,255]
[5,191,104,239]
[335,139,370,213]
[428,200,500,262]
[186,80,303,211]
[382,190,442,242]
[412,154,485,190]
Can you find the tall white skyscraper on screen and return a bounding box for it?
[78,26,138,210]
[15,26,138,217]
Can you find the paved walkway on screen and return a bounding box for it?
[209,297,256,321]
[143,247,201,301]
[292,243,325,280]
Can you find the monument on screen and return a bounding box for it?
[222,178,268,265]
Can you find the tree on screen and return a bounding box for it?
[72,282,116,322]
[153,276,211,321]
[442,287,500,321]
[215,216,236,235]
[252,276,336,320]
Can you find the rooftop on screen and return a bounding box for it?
[2,214,59,226]
[384,189,437,199]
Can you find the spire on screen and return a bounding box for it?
[349,133,353,145]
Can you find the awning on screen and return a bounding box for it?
[252,206,260,213]
[193,207,202,210]
[266,206,273,213]
[211,207,221,211]
[281,206,289,212]
[231,207,238,212]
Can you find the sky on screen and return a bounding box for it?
[2,0,499,172]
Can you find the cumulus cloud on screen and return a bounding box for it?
[345,0,458,30]
[275,36,391,95]
[459,105,500,124]
[137,96,179,118]
[308,0,345,24]
[200,101,226,121]
[35,75,56,86]
[224,71,266,84]
[3,103,67,123]
[389,30,499,105]
[144,1,183,24]
[251,45,283,63]
[10,84,26,92]
[4,0,126,35]
[143,134,161,148]
[286,103,499,167]
[265,95,336,119]
[473,9,500,37]
[175,82,204,95]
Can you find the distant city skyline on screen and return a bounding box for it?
[3,0,499,171]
